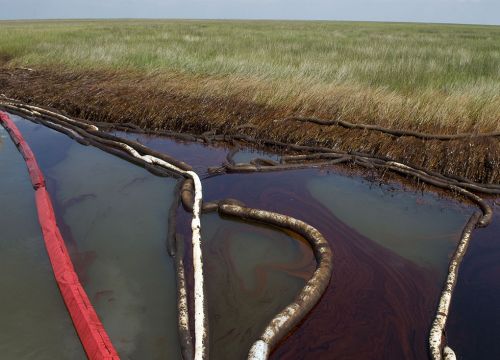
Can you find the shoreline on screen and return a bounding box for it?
[1,67,498,183]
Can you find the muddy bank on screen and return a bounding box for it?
[1,67,498,183]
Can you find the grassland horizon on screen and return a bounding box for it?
[0,20,499,182]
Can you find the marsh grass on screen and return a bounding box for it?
[1,19,499,133]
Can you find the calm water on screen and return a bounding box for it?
[2,114,498,359]
[132,131,479,359]
[202,214,312,359]
[14,118,182,359]
[0,126,84,359]
[200,170,472,359]
[308,174,467,271]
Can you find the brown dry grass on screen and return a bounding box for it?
[1,21,499,183]
[1,67,498,183]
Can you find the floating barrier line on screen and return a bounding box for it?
[180,182,334,360]
[206,145,496,359]
[219,202,333,360]
[283,116,500,140]
[428,212,481,360]
[1,100,496,360]
[0,104,208,360]
[0,111,119,360]
[1,102,331,360]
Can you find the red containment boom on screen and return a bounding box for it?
[0,111,119,360]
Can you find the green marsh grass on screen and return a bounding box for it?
[1,20,499,132]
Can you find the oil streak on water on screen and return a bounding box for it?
[1,114,498,359]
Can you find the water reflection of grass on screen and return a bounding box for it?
[1,20,500,132]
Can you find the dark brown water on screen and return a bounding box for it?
[2,114,498,359]
[10,117,310,359]
[201,170,470,359]
[446,209,500,359]
[128,132,479,360]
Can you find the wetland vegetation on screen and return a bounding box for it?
[1,20,499,182]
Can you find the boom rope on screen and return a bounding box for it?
[219,139,500,195]
[2,94,499,141]
[282,116,500,140]
[428,212,482,360]
[1,95,498,189]
[215,164,495,359]
[67,119,499,194]
[174,234,195,360]
[179,183,334,360]
[0,105,209,360]
[204,146,497,359]
[213,155,499,198]
[1,101,334,360]
[219,202,333,360]
[1,100,497,360]
[167,183,195,360]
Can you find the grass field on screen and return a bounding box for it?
[1,20,500,132]
[0,20,499,182]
